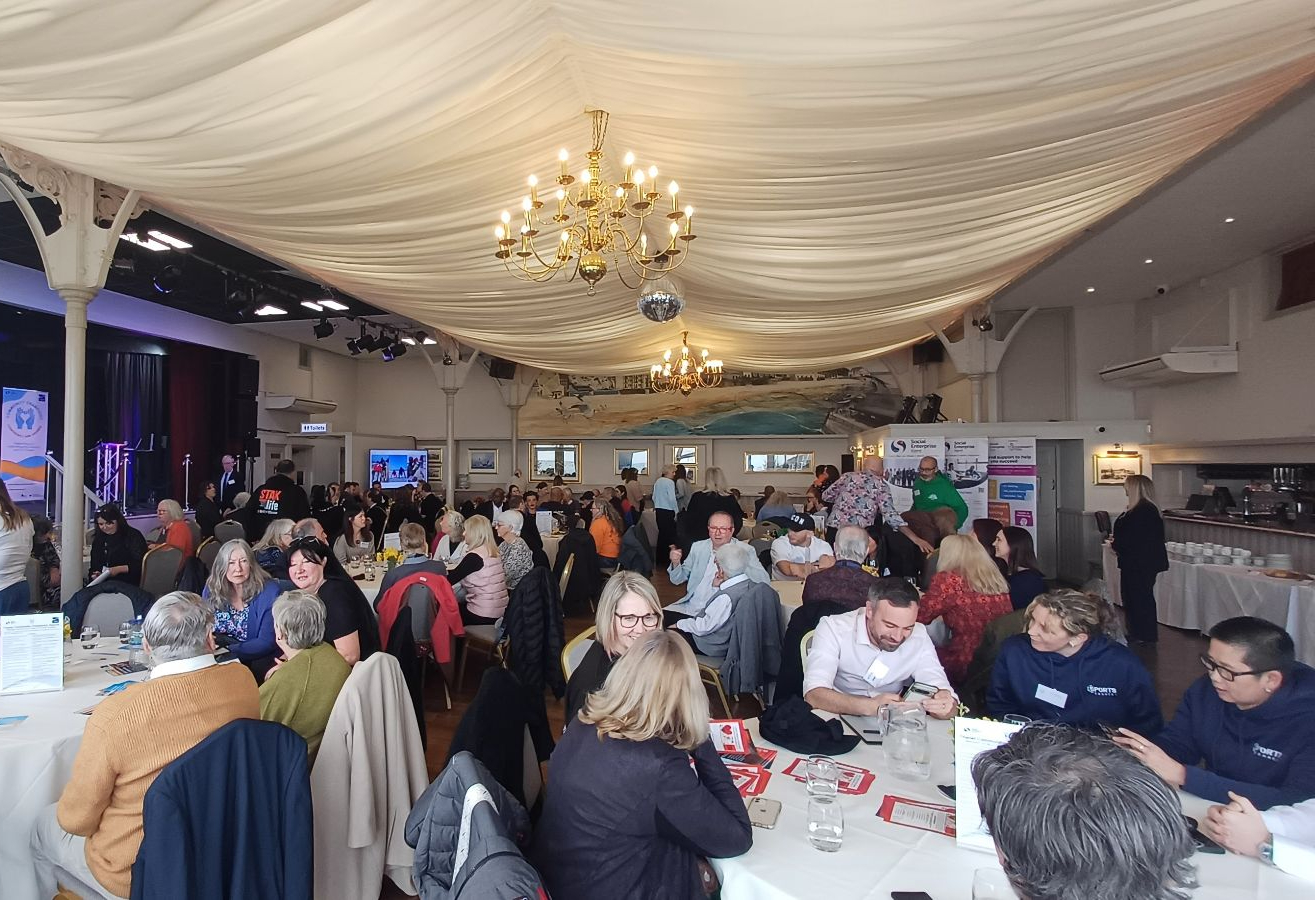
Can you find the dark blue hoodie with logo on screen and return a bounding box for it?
[1154,663,1315,809]
[987,633,1163,735]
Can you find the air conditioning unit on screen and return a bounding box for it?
[263,394,338,414]
[1098,348,1238,389]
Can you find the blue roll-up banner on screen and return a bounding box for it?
[2,387,49,503]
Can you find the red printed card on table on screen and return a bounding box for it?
[781,757,876,795]
[725,764,772,797]
[710,719,752,754]
[877,795,956,837]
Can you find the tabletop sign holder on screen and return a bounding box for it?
[0,613,65,695]
[953,717,1022,853]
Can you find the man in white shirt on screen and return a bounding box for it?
[673,541,759,657]
[666,511,768,626]
[768,513,835,580]
[1203,792,1315,880]
[803,577,957,718]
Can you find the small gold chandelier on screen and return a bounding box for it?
[650,331,723,396]
[493,109,696,295]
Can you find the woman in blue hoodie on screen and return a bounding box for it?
[988,588,1162,735]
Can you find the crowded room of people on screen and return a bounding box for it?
[1,5,1314,899]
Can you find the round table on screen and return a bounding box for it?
[0,639,131,899]
[712,717,1298,899]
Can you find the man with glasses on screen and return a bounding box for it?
[665,511,768,627]
[1114,616,1315,808]
[903,456,968,548]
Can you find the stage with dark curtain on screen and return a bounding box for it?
[0,304,254,512]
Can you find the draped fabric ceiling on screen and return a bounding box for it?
[0,1,1312,373]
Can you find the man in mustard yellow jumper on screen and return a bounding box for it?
[30,592,259,899]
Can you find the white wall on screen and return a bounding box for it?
[1131,254,1315,448]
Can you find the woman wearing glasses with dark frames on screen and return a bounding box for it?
[564,571,663,723]
[1114,615,1315,809]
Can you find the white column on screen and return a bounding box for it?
[443,387,458,508]
[509,401,523,484]
[968,373,985,424]
[59,287,94,601]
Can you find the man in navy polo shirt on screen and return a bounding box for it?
[1114,616,1315,809]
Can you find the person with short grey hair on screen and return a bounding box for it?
[260,589,352,763]
[31,591,258,899]
[800,524,877,611]
[972,723,1196,900]
[493,508,534,592]
[672,540,778,658]
[144,590,216,663]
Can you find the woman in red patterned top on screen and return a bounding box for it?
[916,534,1012,685]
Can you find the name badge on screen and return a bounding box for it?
[1035,683,1068,708]
[862,657,891,687]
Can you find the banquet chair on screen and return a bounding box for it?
[185,519,202,553]
[140,546,183,599]
[456,623,507,693]
[213,520,246,544]
[196,537,221,573]
[800,629,815,673]
[557,553,575,600]
[25,556,42,608]
[560,626,597,681]
[83,593,135,636]
[697,658,735,719]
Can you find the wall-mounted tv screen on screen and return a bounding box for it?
[369,449,428,488]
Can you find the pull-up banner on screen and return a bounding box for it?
[2,387,48,503]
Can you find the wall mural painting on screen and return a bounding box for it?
[519,367,903,437]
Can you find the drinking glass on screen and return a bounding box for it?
[119,620,133,644]
[807,798,844,852]
[884,708,931,781]
[80,625,100,649]
[805,755,840,799]
[972,867,1016,899]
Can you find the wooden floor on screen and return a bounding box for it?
[381,577,1209,897]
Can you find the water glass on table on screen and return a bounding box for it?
[119,620,134,644]
[805,755,840,799]
[884,705,932,781]
[80,625,100,649]
[807,798,844,852]
[972,867,1016,898]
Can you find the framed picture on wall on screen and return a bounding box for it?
[615,448,650,475]
[416,445,443,482]
[529,442,582,483]
[672,446,699,467]
[744,451,815,474]
[1093,452,1142,485]
[467,448,499,473]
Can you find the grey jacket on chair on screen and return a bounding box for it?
[404,751,544,900]
[718,580,784,696]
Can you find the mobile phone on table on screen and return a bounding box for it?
[746,797,782,829]
[902,682,939,702]
[936,783,956,801]
[891,892,934,899]
[1182,815,1225,854]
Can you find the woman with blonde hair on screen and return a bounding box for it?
[0,481,34,614]
[756,488,795,523]
[916,533,1012,685]
[252,517,295,578]
[564,571,663,721]
[457,513,508,624]
[987,588,1161,733]
[685,465,743,549]
[532,630,752,900]
[432,509,467,564]
[1112,473,1168,644]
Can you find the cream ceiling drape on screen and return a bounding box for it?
[0,1,1312,373]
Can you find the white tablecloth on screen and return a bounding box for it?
[713,717,1298,899]
[774,580,803,633]
[541,533,561,568]
[1103,545,1315,665]
[0,640,129,899]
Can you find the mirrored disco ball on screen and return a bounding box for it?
[637,288,685,323]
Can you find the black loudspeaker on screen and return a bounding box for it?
[911,340,944,365]
[231,396,257,438]
[236,356,260,396]
[244,436,262,459]
[841,453,855,474]
[488,357,517,380]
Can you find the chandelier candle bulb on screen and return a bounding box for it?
[527,174,540,207]
[669,182,680,215]
[558,148,569,182]
[684,206,694,235]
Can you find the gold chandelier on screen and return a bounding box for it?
[493,109,696,295]
[651,331,723,396]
